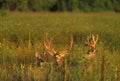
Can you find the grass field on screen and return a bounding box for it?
[0,12,120,81]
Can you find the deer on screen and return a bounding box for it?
[83,34,99,73]
[35,34,73,67]
[84,34,98,59]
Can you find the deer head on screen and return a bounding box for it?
[35,34,73,65]
[84,34,98,59]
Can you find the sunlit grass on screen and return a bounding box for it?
[0,12,120,81]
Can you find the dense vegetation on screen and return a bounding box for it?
[0,12,120,81]
[0,0,120,12]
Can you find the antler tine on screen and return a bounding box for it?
[45,33,50,47]
[85,34,99,48]
[43,33,52,50]
[43,34,48,50]
[45,33,49,43]
[91,34,95,42]
[48,37,52,48]
[85,35,91,47]
[59,49,68,56]
[95,34,98,45]
[56,49,68,62]
[69,34,73,50]
[91,34,98,48]
[44,33,58,56]
[51,47,57,54]
[49,37,57,55]
[85,40,90,46]
[43,39,49,50]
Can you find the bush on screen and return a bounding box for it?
[17,0,29,11]
[0,0,120,12]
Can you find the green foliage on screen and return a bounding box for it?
[28,0,57,11]
[0,0,120,12]
[56,0,68,11]
[67,0,79,11]
[17,0,29,11]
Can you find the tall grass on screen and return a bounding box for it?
[0,12,120,81]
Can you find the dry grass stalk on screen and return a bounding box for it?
[63,59,67,81]
[100,55,105,81]
[116,65,120,81]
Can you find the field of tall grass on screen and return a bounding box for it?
[0,12,120,81]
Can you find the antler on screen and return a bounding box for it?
[43,33,52,50]
[55,34,73,62]
[85,34,98,49]
[36,34,73,64]
[69,34,73,50]
[84,34,98,59]
[42,33,58,56]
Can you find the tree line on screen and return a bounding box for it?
[0,0,120,12]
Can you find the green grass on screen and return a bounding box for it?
[0,12,120,81]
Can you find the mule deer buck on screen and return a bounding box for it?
[84,34,98,59]
[35,34,73,67]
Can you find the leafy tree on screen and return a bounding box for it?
[0,0,120,12]
[17,0,29,11]
[67,0,79,11]
[56,0,68,11]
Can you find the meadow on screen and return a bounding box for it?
[0,12,120,81]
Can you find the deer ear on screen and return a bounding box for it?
[35,51,40,58]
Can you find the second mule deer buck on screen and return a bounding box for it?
[84,34,98,59]
[35,34,73,67]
